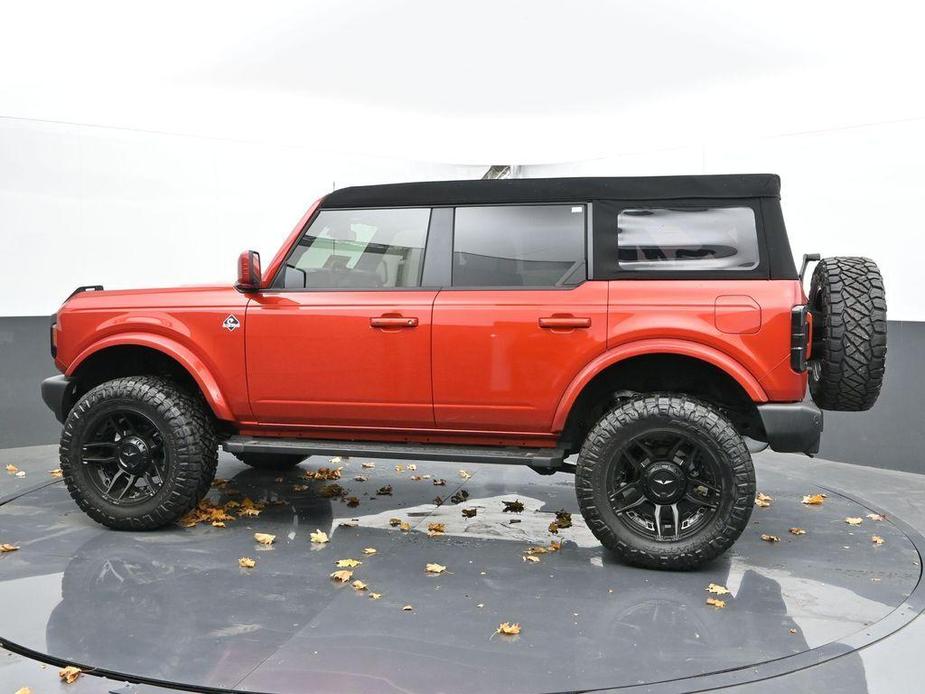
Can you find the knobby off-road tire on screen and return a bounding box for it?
[59,376,217,530]
[233,452,307,470]
[576,394,755,570]
[809,257,887,411]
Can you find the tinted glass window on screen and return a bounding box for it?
[617,206,759,271]
[452,205,585,287]
[281,208,430,289]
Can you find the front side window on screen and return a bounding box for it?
[280,208,430,289]
[617,206,759,271]
[452,205,585,287]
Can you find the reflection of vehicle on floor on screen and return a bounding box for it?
[41,175,887,569]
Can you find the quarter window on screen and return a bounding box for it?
[617,207,759,271]
[452,205,586,287]
[281,208,430,289]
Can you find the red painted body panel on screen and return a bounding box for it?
[56,286,250,421]
[245,290,438,427]
[432,282,608,431]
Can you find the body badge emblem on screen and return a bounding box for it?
[222,315,240,332]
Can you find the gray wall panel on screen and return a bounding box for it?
[0,316,922,474]
[0,316,60,449]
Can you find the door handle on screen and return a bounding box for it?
[538,316,591,329]
[370,316,418,328]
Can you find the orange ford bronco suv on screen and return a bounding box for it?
[41,175,887,569]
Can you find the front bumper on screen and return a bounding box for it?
[41,375,76,424]
[757,401,823,455]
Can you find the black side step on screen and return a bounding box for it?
[222,436,566,468]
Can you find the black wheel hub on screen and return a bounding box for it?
[117,436,152,474]
[606,429,725,542]
[642,462,686,504]
[78,409,168,505]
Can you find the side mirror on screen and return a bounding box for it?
[236,250,262,292]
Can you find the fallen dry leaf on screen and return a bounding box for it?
[0,543,20,553]
[369,592,382,600]
[459,469,472,480]
[363,547,377,555]
[399,521,411,532]
[408,464,417,471]
[353,475,368,482]
[554,510,572,528]
[395,464,404,473]
[308,467,343,481]
[320,483,346,499]
[292,484,309,492]
[389,517,402,527]
[867,513,886,521]
[523,555,540,563]
[336,558,362,568]
[845,517,863,526]
[801,493,826,505]
[238,557,256,568]
[5,464,18,473]
[362,462,375,469]
[346,496,360,508]
[427,522,445,536]
[310,529,329,544]
[402,604,413,611]
[755,492,774,508]
[15,687,32,694]
[706,583,730,595]
[254,532,276,545]
[377,485,393,496]
[352,580,368,591]
[789,527,807,535]
[872,535,885,545]
[330,569,353,582]
[503,499,525,513]
[212,521,226,528]
[450,490,470,504]
[548,521,560,534]
[425,562,446,574]
[330,456,345,465]
[462,508,477,518]
[789,628,798,634]
[238,507,261,518]
[14,471,25,478]
[706,597,726,609]
[433,478,446,486]
[49,468,63,478]
[433,496,444,506]
[59,665,82,683]
[761,534,781,543]
[496,622,521,635]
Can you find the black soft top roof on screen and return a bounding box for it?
[321,174,781,209]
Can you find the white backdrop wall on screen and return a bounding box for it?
[0,117,481,316]
[523,117,925,323]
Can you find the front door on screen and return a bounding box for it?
[246,207,437,428]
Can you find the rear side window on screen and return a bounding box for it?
[617,206,759,272]
[452,205,585,287]
[281,208,430,289]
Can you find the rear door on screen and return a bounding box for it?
[432,204,607,433]
[246,207,438,428]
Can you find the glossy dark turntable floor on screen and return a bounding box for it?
[1,448,923,694]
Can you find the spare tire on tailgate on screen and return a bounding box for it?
[808,257,887,411]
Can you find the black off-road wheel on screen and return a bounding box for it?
[59,376,217,530]
[233,453,307,471]
[576,395,755,570]
[809,257,887,411]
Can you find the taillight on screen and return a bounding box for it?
[50,317,58,358]
[790,305,810,372]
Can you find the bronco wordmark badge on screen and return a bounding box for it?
[222,315,240,331]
